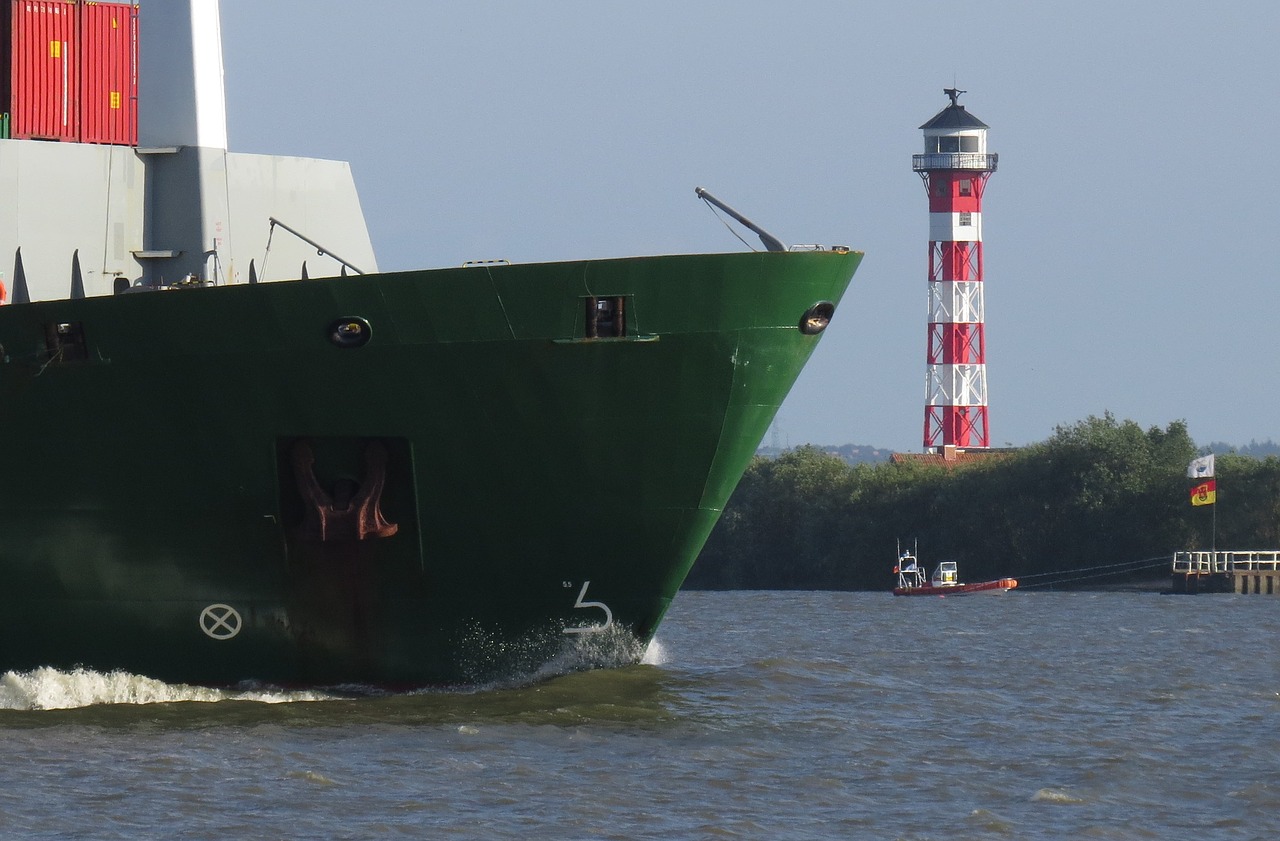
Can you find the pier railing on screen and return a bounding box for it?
[1172,550,1280,574]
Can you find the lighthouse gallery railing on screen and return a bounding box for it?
[912,152,999,172]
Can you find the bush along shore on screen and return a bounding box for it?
[686,415,1280,591]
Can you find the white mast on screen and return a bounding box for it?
[137,0,228,150]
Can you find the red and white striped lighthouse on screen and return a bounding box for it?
[912,88,998,451]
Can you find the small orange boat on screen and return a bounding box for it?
[893,547,1017,596]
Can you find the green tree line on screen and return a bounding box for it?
[686,414,1280,590]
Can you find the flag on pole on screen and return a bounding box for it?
[1187,454,1215,479]
[1191,479,1216,506]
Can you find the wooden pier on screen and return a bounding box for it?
[1171,551,1280,595]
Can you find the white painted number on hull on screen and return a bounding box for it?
[199,604,243,640]
[563,581,613,635]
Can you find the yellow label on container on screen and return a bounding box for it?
[110,91,121,110]
[49,41,61,59]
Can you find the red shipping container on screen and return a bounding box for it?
[79,2,136,145]
[9,0,80,141]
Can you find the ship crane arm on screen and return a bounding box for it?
[694,187,787,253]
[267,217,365,276]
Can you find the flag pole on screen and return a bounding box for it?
[1212,491,1217,553]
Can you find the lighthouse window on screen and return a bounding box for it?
[959,212,973,226]
[938,136,960,153]
[959,136,979,152]
[959,179,972,196]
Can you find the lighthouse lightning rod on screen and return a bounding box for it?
[694,187,788,252]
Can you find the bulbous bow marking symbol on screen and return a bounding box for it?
[200,604,243,640]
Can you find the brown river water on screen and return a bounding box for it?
[1,590,1275,839]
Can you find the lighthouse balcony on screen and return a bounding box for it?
[913,153,998,172]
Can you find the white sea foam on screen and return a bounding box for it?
[1031,787,1086,805]
[641,637,666,665]
[3,629,658,710]
[528,624,649,682]
[0,667,335,711]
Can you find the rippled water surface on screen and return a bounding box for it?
[2,591,1277,839]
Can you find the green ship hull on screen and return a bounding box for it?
[0,250,860,687]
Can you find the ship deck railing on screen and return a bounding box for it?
[1172,550,1280,574]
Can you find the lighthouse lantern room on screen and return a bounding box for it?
[912,88,998,451]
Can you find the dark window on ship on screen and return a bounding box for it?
[43,322,89,362]
[585,296,627,338]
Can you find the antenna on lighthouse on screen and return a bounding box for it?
[911,90,998,452]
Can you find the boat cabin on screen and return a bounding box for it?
[932,561,959,588]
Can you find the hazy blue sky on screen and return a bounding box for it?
[218,0,1278,453]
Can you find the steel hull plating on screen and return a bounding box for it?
[0,250,859,687]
